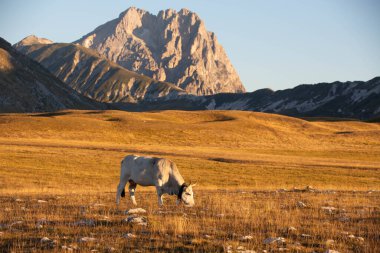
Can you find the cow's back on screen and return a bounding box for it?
[121,155,160,186]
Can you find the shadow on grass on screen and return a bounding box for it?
[335,131,354,135]
[31,111,72,117]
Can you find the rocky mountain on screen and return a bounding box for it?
[15,38,185,103]
[75,7,245,95]
[0,37,102,113]
[13,35,53,48]
[120,77,380,120]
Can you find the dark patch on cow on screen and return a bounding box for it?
[128,179,137,187]
[178,183,188,200]
[121,188,125,197]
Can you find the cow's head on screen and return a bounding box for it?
[180,183,196,207]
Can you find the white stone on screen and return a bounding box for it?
[241,235,253,241]
[123,233,136,238]
[125,208,147,215]
[79,237,96,242]
[40,237,51,243]
[297,201,307,208]
[263,237,285,244]
[124,216,148,226]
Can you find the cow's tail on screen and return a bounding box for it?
[121,188,125,197]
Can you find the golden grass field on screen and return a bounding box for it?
[0,110,379,252]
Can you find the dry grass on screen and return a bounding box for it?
[0,110,379,252]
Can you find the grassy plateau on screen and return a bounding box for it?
[0,110,379,252]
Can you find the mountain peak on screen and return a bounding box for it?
[75,7,245,95]
[119,6,147,18]
[13,35,53,48]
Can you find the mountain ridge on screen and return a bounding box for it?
[15,39,186,103]
[0,37,103,113]
[115,77,380,120]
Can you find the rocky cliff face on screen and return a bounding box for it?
[0,37,101,113]
[75,7,245,95]
[15,39,185,103]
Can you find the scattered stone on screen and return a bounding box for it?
[297,201,307,208]
[356,237,364,242]
[278,248,288,252]
[123,233,136,239]
[216,213,225,218]
[263,237,286,245]
[124,216,148,226]
[321,206,337,214]
[125,208,147,215]
[36,218,49,228]
[324,250,340,253]
[9,221,23,229]
[79,237,96,243]
[37,200,47,203]
[40,237,56,248]
[338,216,350,222]
[74,219,95,226]
[241,235,253,241]
[305,186,315,192]
[278,188,288,192]
[15,198,24,202]
[105,247,116,252]
[41,237,51,243]
[301,234,311,238]
[347,234,364,242]
[204,234,212,239]
[98,216,110,222]
[93,203,106,207]
[91,250,98,252]
[285,226,297,233]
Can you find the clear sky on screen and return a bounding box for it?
[1,0,379,91]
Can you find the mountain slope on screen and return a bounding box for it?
[124,77,380,120]
[15,39,186,103]
[0,37,102,113]
[75,7,245,95]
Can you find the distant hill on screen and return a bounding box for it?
[119,77,380,120]
[15,37,185,103]
[0,37,103,113]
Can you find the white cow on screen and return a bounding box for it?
[116,155,196,207]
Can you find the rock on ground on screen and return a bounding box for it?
[125,208,147,215]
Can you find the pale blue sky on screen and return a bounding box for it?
[1,0,379,91]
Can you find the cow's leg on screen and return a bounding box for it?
[155,178,164,206]
[116,177,128,206]
[156,186,164,206]
[128,180,138,206]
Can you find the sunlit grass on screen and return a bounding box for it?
[0,110,379,252]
